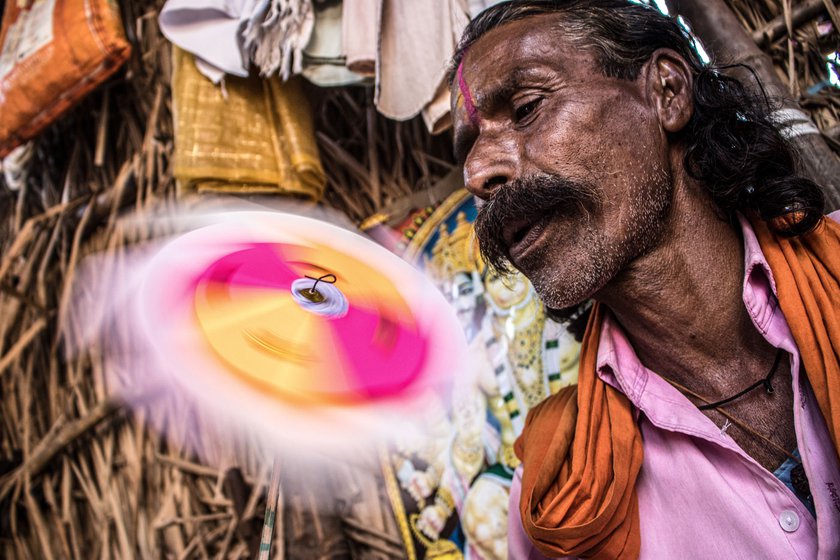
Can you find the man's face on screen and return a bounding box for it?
[452,15,673,309]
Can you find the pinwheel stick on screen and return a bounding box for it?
[258,457,283,560]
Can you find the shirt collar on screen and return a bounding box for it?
[738,213,777,296]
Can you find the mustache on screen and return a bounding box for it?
[473,173,600,274]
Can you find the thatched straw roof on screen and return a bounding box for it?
[0,0,838,558]
[722,0,840,136]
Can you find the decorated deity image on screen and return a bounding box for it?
[426,211,486,338]
[483,268,529,314]
[381,190,582,560]
[462,475,510,560]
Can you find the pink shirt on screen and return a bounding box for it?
[509,213,840,560]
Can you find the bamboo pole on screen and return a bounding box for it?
[257,457,283,560]
[672,0,840,210]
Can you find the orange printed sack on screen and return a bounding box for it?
[0,0,131,157]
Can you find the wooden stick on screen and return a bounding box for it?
[0,395,119,503]
[0,387,159,503]
[94,88,111,167]
[342,516,404,548]
[0,198,86,283]
[752,0,835,45]
[0,317,48,377]
[366,90,381,211]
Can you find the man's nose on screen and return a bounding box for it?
[463,136,516,200]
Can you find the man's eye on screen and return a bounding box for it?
[514,99,541,122]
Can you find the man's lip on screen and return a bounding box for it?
[502,219,532,249]
[507,214,550,263]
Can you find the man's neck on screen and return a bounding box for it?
[596,175,777,398]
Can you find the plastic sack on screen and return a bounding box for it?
[0,0,131,157]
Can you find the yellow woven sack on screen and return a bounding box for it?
[172,48,326,201]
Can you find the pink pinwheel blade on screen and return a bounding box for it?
[322,305,427,399]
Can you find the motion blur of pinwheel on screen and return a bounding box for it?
[68,208,465,457]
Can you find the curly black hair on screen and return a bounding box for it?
[451,0,826,237]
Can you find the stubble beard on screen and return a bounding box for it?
[475,168,672,311]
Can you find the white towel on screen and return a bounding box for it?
[376,0,469,128]
[159,0,258,82]
[159,0,314,82]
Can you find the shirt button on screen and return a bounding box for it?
[779,510,800,532]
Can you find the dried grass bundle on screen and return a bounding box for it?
[312,86,456,224]
[0,1,412,558]
[722,0,840,140]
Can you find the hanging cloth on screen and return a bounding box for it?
[171,48,326,200]
[242,0,315,80]
[342,0,377,77]
[159,0,257,83]
[301,2,366,87]
[159,0,315,83]
[374,0,470,133]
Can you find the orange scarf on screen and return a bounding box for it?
[514,216,840,559]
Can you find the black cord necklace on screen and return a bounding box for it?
[660,347,797,463]
[698,348,785,411]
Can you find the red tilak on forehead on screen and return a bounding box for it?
[456,57,480,126]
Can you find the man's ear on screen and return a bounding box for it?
[645,49,693,133]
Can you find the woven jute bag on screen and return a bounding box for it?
[0,0,131,157]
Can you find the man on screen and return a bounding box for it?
[448,1,840,558]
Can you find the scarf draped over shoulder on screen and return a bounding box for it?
[514,216,840,559]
